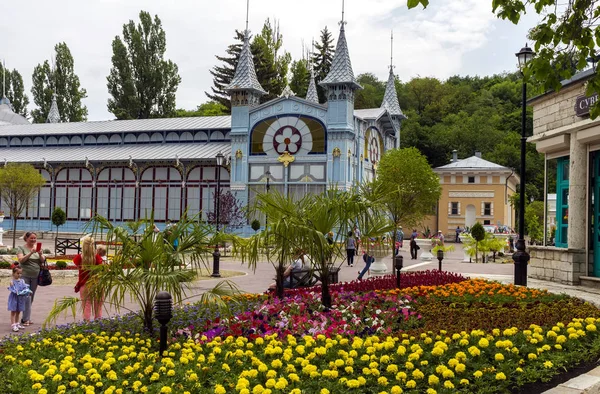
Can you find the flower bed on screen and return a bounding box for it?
[2,271,600,393]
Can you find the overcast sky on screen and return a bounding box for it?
[1,0,540,121]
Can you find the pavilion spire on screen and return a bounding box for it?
[46,56,61,123]
[380,30,404,118]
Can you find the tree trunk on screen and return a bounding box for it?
[276,265,285,299]
[12,217,17,248]
[475,244,479,264]
[321,269,331,310]
[143,306,154,334]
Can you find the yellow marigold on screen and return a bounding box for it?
[442,370,454,379]
[478,338,489,348]
[444,380,455,389]
[544,361,554,368]
[455,363,466,373]
[428,375,439,385]
[320,389,329,394]
[396,371,408,381]
[468,346,480,357]
[473,371,483,378]
[460,379,469,385]
[495,353,504,362]
[528,353,537,360]
[496,372,506,380]
[587,325,597,332]
[405,380,417,389]
[412,369,424,380]
[426,388,437,394]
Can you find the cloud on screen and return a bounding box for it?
[0,0,536,120]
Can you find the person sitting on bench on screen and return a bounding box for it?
[268,250,307,290]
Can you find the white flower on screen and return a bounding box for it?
[274,127,301,153]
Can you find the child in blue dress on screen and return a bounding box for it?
[8,266,32,332]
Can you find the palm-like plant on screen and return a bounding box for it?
[45,214,238,332]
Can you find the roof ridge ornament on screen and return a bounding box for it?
[279,84,295,98]
[46,93,61,123]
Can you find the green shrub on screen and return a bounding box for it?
[8,248,18,254]
[251,219,261,232]
[0,261,11,269]
[0,248,8,254]
[43,248,51,254]
[55,261,67,269]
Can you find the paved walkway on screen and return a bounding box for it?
[2,244,600,392]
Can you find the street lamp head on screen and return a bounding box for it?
[216,152,225,167]
[516,44,535,69]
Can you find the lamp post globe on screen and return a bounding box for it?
[513,43,535,286]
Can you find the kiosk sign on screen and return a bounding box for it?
[575,92,599,117]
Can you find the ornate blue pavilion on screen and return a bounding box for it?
[0,16,405,234]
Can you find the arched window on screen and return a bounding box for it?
[180,132,193,141]
[58,136,70,145]
[137,133,150,143]
[150,133,164,143]
[0,138,8,146]
[46,136,58,146]
[97,135,109,144]
[22,137,33,145]
[185,165,230,221]
[211,131,225,140]
[194,131,208,142]
[166,132,179,142]
[71,136,82,145]
[124,134,137,144]
[96,167,137,222]
[109,134,122,144]
[140,167,182,221]
[84,135,96,145]
[10,137,21,146]
[54,167,94,221]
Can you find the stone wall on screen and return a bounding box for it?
[532,84,586,135]
[529,246,587,285]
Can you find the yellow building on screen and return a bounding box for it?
[422,151,519,239]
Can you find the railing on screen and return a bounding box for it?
[55,238,81,256]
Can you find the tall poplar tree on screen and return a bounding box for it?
[289,58,310,98]
[312,26,335,103]
[30,42,88,123]
[0,63,29,117]
[252,19,291,103]
[107,10,181,119]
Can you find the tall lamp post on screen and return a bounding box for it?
[513,44,535,286]
[212,152,225,278]
[265,170,271,228]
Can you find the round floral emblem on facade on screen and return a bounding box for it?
[369,135,380,164]
[273,126,302,154]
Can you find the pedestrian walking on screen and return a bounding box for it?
[395,226,404,255]
[346,231,356,267]
[455,226,462,243]
[410,229,419,260]
[357,251,374,280]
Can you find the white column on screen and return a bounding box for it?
[567,133,586,249]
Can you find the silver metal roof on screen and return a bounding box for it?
[47,94,61,123]
[2,142,231,164]
[320,26,361,89]
[0,102,30,126]
[305,68,319,103]
[436,155,510,171]
[226,30,267,95]
[354,108,385,120]
[0,116,231,137]
[381,68,404,117]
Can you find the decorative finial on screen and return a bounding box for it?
[2,59,5,98]
[245,0,250,32]
[339,0,346,28]
[390,30,394,71]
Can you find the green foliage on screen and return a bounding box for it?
[107,10,181,119]
[174,101,228,118]
[471,222,486,242]
[0,63,29,117]
[31,42,88,123]
[0,163,46,248]
[0,261,11,269]
[355,73,386,109]
[250,219,261,232]
[55,261,67,269]
[206,30,246,112]
[252,19,291,103]
[45,214,237,332]
[289,58,310,98]
[312,26,335,103]
[372,147,441,230]
[51,206,66,237]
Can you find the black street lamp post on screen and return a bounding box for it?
[437,249,444,271]
[394,255,403,288]
[212,152,225,278]
[513,44,535,286]
[265,170,271,228]
[154,291,173,355]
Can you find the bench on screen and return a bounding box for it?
[55,237,81,256]
[288,267,340,288]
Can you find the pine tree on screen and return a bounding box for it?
[205,30,246,113]
[31,42,88,123]
[289,58,310,98]
[0,63,29,117]
[312,26,335,103]
[107,10,181,119]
